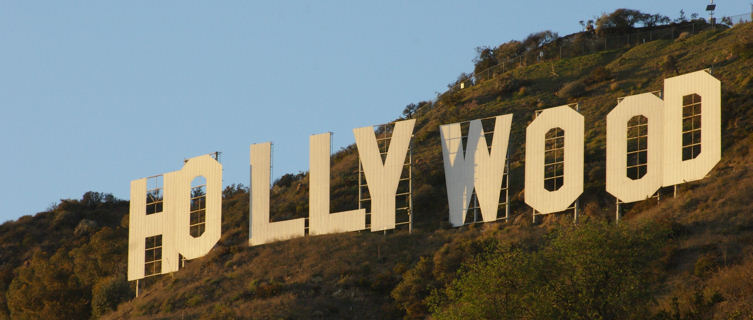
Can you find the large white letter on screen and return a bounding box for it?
[249,142,305,246]
[440,123,475,227]
[172,155,222,259]
[440,114,512,226]
[309,133,366,235]
[353,119,415,232]
[606,93,664,203]
[128,154,222,281]
[128,176,177,281]
[525,105,584,214]
[662,70,721,186]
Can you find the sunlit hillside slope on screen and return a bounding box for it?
[1,16,752,320]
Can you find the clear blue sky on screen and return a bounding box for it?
[0,1,747,223]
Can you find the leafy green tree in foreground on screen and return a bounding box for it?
[429,221,671,319]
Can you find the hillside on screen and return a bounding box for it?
[2,15,753,320]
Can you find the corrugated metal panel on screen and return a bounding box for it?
[440,123,474,226]
[129,178,173,281]
[353,119,415,232]
[662,70,721,186]
[440,114,512,227]
[249,142,305,246]
[525,105,584,214]
[173,155,222,259]
[475,115,512,222]
[606,93,664,203]
[128,154,222,281]
[309,133,366,235]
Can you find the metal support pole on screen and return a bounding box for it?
[674,185,677,197]
[408,138,413,234]
[573,199,579,224]
[358,161,362,210]
[136,279,139,298]
[473,194,478,223]
[504,159,510,221]
[615,200,620,224]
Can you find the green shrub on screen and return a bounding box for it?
[91,275,133,317]
[732,35,753,59]
[494,76,526,96]
[693,252,720,278]
[255,280,283,298]
[584,66,612,85]
[661,55,679,75]
[428,222,670,319]
[557,80,587,98]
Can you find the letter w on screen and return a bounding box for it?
[440,114,512,227]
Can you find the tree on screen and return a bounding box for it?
[662,55,680,75]
[494,40,525,64]
[92,275,133,317]
[428,247,535,319]
[391,257,437,319]
[6,250,91,319]
[675,9,687,23]
[643,13,671,27]
[473,47,498,80]
[392,238,501,319]
[402,103,418,119]
[429,222,671,319]
[596,8,652,35]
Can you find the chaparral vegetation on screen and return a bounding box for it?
[1,8,753,320]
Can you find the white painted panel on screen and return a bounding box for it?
[249,142,305,246]
[474,114,512,222]
[353,119,415,232]
[128,178,177,280]
[309,132,366,235]
[440,114,512,227]
[662,70,722,186]
[173,155,222,259]
[128,154,222,281]
[606,93,664,203]
[524,105,584,214]
[439,123,475,227]
[160,171,179,276]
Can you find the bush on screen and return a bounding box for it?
[428,222,670,319]
[392,238,500,319]
[494,40,525,64]
[494,76,526,96]
[661,55,679,75]
[557,80,587,98]
[584,66,612,85]
[693,252,720,278]
[6,251,91,319]
[732,34,753,60]
[186,294,203,307]
[595,9,669,35]
[391,257,435,318]
[92,275,133,317]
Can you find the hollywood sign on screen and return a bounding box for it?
[128,70,720,281]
